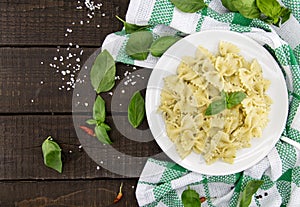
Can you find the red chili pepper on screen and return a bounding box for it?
[79,126,95,137]
[200,197,206,203]
[113,182,123,203]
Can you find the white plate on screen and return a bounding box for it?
[146,30,288,175]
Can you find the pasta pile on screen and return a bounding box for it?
[158,41,272,164]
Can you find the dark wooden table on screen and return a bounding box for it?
[0,1,163,206]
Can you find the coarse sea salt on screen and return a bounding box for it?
[42,0,104,91]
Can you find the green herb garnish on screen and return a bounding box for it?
[239,180,264,207]
[87,95,112,144]
[221,0,291,26]
[128,91,145,128]
[150,36,182,57]
[125,31,153,60]
[171,0,206,13]
[256,0,291,26]
[42,136,62,173]
[181,186,201,207]
[116,15,150,34]
[90,49,116,93]
[205,91,246,116]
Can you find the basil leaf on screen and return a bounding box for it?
[279,7,291,25]
[257,0,291,26]
[90,50,116,93]
[116,15,150,34]
[232,0,260,19]
[128,91,145,128]
[95,125,112,144]
[171,0,206,13]
[42,136,62,173]
[93,95,106,122]
[100,122,111,131]
[221,0,238,12]
[150,36,181,57]
[205,98,226,116]
[86,119,97,125]
[125,31,153,60]
[256,0,281,18]
[239,180,264,207]
[226,91,246,109]
[181,187,201,207]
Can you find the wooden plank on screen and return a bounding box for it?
[0,115,163,180]
[0,179,139,207]
[0,47,146,113]
[0,0,129,46]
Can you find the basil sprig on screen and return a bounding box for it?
[86,95,112,144]
[42,136,63,173]
[221,0,291,26]
[256,0,291,26]
[128,91,145,128]
[116,15,150,34]
[181,186,201,207]
[90,50,116,93]
[171,0,206,13]
[150,36,181,57]
[239,180,264,207]
[205,91,246,116]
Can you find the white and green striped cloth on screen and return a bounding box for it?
[102,0,300,206]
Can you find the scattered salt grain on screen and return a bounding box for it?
[132,186,135,189]
[102,13,106,17]
[97,24,100,28]
[76,58,81,62]
[69,150,73,153]
[61,71,66,76]
[100,161,104,164]
[108,92,113,96]
[31,99,34,103]
[80,20,84,25]
[53,57,58,61]
[131,81,136,85]
[76,93,80,97]
[40,61,44,65]
[121,90,125,94]
[117,156,120,159]
[84,102,89,107]
[96,166,100,170]
[40,81,44,84]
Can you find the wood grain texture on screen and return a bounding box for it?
[0,179,139,207]
[0,115,162,180]
[0,0,129,46]
[0,0,156,205]
[0,48,146,113]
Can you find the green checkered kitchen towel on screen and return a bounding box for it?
[101,0,300,206]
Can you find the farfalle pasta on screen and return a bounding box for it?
[159,41,272,164]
